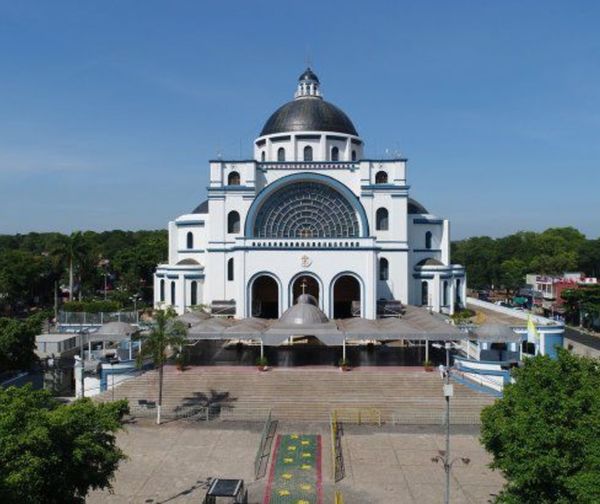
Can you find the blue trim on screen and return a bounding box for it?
[413,218,444,225]
[175,221,205,227]
[243,172,370,238]
[183,275,204,280]
[207,186,255,192]
[361,184,409,190]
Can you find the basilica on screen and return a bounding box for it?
[154,68,466,319]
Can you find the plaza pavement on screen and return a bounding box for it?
[87,421,503,504]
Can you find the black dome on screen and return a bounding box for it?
[299,68,319,83]
[260,98,358,136]
[407,198,429,214]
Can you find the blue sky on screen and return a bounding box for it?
[1,1,599,239]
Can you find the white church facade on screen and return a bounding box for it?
[154,68,466,319]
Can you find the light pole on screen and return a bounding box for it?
[78,328,89,398]
[431,341,469,504]
[130,294,141,323]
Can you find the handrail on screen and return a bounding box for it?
[254,409,273,480]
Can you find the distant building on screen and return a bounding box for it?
[525,272,598,314]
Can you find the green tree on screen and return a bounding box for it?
[136,308,187,424]
[0,385,128,503]
[51,232,87,302]
[480,350,600,503]
[0,313,45,371]
[499,258,527,296]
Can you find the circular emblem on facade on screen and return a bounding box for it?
[300,255,312,268]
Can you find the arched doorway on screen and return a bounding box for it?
[332,275,361,318]
[251,275,279,318]
[291,275,320,305]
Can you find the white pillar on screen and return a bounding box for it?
[425,340,429,363]
[342,337,346,361]
[260,339,264,359]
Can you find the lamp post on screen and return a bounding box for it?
[78,328,89,398]
[431,341,469,504]
[129,294,141,323]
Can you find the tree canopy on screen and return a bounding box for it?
[0,385,128,503]
[452,227,598,291]
[480,350,600,503]
[0,312,46,372]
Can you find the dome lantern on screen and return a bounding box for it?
[295,67,322,99]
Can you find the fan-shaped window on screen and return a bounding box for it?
[425,231,432,249]
[253,181,360,238]
[228,211,240,234]
[190,281,198,305]
[379,258,389,281]
[228,171,240,186]
[303,145,313,161]
[160,279,165,302]
[227,258,234,281]
[277,147,285,162]
[186,231,193,249]
[421,281,429,306]
[376,208,389,231]
[261,151,266,162]
[331,146,339,161]
[375,171,388,184]
[351,150,357,161]
[171,281,176,305]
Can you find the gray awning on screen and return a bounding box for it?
[89,321,138,342]
[468,323,522,343]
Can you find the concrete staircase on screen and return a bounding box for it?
[103,366,496,423]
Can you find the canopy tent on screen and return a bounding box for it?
[468,323,522,343]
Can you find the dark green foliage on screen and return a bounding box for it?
[62,300,122,313]
[0,385,128,503]
[0,313,45,371]
[452,227,598,290]
[561,285,600,328]
[480,350,600,503]
[0,229,167,312]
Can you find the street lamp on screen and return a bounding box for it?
[78,328,89,399]
[129,294,141,323]
[431,341,466,504]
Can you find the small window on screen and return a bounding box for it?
[351,150,357,161]
[277,147,285,162]
[186,231,194,249]
[228,211,240,234]
[227,258,234,281]
[375,171,388,184]
[421,281,429,306]
[425,231,432,249]
[171,281,176,305]
[379,258,389,281]
[261,151,266,162]
[160,279,165,302]
[376,208,389,231]
[331,146,339,161]
[456,279,461,305]
[303,145,313,161]
[191,281,197,306]
[228,171,240,185]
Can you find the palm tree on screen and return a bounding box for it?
[51,231,86,301]
[136,308,187,424]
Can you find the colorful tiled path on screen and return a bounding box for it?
[264,434,322,504]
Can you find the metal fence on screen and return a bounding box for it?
[58,311,139,326]
[254,410,274,480]
[128,403,272,423]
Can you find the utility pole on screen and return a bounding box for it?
[78,329,88,398]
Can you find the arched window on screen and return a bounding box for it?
[425,231,432,249]
[331,146,339,161]
[379,258,389,281]
[186,231,193,249]
[375,171,388,184]
[190,281,197,306]
[421,281,429,306]
[261,151,266,162]
[376,208,389,231]
[160,279,165,302]
[303,145,313,161]
[171,281,176,305]
[228,171,240,186]
[227,211,240,234]
[443,280,449,306]
[277,147,285,162]
[227,258,234,281]
[351,150,357,161]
